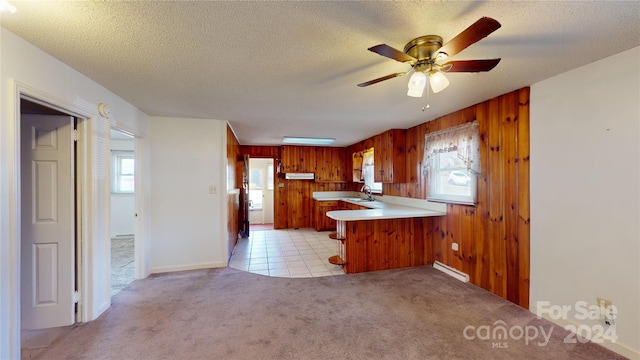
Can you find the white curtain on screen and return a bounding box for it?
[422,120,481,176]
[361,148,376,189]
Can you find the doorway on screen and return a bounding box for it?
[19,98,81,357]
[248,158,274,229]
[109,129,136,295]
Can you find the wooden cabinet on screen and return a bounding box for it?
[339,201,368,211]
[352,151,364,182]
[281,145,316,173]
[315,147,348,182]
[336,217,427,274]
[373,129,406,183]
[312,200,339,231]
[281,145,348,182]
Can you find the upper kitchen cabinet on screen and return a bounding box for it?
[373,129,406,183]
[281,145,317,173]
[352,150,364,182]
[315,147,348,182]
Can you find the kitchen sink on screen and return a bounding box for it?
[344,197,375,203]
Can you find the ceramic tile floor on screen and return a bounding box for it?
[229,228,345,278]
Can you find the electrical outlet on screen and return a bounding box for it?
[209,185,217,194]
[597,297,613,323]
[452,242,459,251]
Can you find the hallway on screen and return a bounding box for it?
[229,228,344,278]
[111,236,135,295]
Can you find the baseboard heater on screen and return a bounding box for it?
[433,261,470,283]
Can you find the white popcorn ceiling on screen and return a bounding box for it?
[2,1,639,146]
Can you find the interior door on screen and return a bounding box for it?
[263,160,274,224]
[21,114,76,330]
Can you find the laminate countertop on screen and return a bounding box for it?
[317,196,447,221]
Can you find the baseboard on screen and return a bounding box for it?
[150,261,226,274]
[531,303,639,359]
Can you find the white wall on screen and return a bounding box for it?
[110,139,135,238]
[149,117,228,273]
[0,28,151,359]
[530,46,640,359]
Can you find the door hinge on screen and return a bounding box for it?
[73,290,81,304]
[72,129,78,142]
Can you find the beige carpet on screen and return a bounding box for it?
[36,266,624,359]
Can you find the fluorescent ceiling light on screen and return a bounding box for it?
[282,136,336,145]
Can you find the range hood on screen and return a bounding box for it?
[285,173,315,180]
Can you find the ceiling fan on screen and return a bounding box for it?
[358,17,501,98]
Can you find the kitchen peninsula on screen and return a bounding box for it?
[313,192,446,274]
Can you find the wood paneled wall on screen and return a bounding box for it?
[239,145,357,229]
[386,88,531,308]
[230,87,530,308]
[226,125,241,259]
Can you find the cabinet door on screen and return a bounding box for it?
[313,200,338,231]
[352,151,364,182]
[373,133,387,182]
[281,145,316,173]
[315,147,347,182]
[374,129,406,183]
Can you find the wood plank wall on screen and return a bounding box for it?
[238,145,357,229]
[371,88,530,308]
[230,87,530,308]
[226,124,241,259]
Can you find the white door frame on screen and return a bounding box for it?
[109,126,146,281]
[9,81,115,353]
[13,85,92,324]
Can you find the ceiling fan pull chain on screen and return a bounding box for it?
[422,83,431,111]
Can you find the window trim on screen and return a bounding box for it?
[362,147,383,194]
[423,121,481,206]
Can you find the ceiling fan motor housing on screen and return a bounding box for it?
[404,35,443,70]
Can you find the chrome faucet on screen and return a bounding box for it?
[360,184,373,201]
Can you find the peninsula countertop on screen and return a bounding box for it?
[312,191,447,221]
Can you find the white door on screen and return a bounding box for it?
[263,161,274,224]
[21,114,75,330]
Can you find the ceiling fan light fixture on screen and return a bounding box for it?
[407,71,426,98]
[429,70,450,93]
[0,0,16,13]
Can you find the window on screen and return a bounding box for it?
[361,148,383,193]
[249,168,263,210]
[423,121,481,205]
[266,164,274,190]
[111,151,135,194]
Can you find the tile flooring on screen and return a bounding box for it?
[229,228,345,278]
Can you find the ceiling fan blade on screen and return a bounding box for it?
[368,44,416,64]
[438,17,501,58]
[441,59,501,72]
[357,72,407,87]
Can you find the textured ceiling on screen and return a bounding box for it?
[2,1,639,146]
